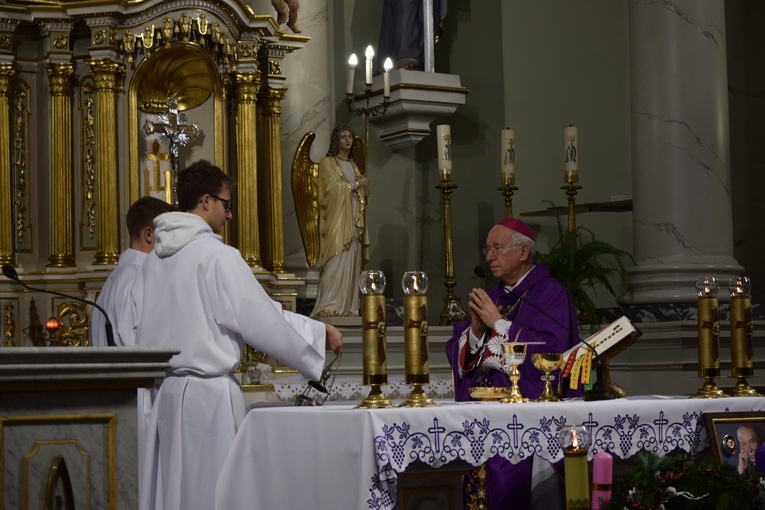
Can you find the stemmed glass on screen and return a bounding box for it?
[532,353,564,402]
[500,343,528,403]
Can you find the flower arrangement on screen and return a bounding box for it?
[602,451,765,510]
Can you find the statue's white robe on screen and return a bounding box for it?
[133,212,326,510]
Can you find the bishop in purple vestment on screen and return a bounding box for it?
[445,218,580,509]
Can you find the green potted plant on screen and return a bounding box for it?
[535,202,633,332]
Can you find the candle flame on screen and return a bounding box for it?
[571,426,579,449]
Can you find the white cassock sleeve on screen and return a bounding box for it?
[208,246,327,381]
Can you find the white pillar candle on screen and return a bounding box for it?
[365,45,374,85]
[564,125,578,183]
[346,54,357,95]
[383,58,393,97]
[501,128,516,185]
[436,124,453,181]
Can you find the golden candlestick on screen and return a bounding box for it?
[561,182,582,234]
[728,276,760,397]
[345,84,389,166]
[402,271,438,407]
[497,179,519,219]
[692,276,726,398]
[356,270,396,409]
[436,181,467,326]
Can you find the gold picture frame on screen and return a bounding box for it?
[704,411,765,474]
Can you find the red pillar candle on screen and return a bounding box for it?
[591,451,613,509]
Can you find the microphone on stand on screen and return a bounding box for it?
[2,264,116,347]
[473,265,612,401]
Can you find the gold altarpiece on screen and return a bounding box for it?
[0,1,308,371]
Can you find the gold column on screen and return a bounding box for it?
[234,72,261,268]
[258,87,287,273]
[87,59,124,265]
[0,63,15,266]
[47,62,75,267]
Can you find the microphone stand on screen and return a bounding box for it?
[474,265,612,401]
[2,264,116,347]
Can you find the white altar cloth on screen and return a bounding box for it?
[215,396,765,510]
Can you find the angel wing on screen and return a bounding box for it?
[291,132,320,267]
[352,136,366,176]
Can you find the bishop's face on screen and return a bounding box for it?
[484,225,530,286]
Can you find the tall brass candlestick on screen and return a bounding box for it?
[728,276,760,397]
[692,276,726,398]
[561,182,582,234]
[402,271,438,407]
[497,180,519,219]
[356,270,396,408]
[437,181,467,325]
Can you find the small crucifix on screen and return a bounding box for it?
[143,96,203,207]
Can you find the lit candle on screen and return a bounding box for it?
[383,58,393,97]
[564,125,578,183]
[346,53,358,95]
[365,45,374,85]
[501,128,516,185]
[436,124,453,181]
[591,451,612,510]
[559,425,590,510]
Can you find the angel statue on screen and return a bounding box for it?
[292,126,370,318]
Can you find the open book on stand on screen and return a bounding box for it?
[561,316,642,388]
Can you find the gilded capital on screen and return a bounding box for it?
[0,63,15,95]
[46,63,74,96]
[234,72,260,103]
[260,88,287,115]
[86,59,125,92]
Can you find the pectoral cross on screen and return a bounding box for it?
[143,96,203,207]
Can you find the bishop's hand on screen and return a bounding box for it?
[468,288,502,337]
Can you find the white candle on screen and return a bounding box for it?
[501,128,515,185]
[346,54,357,95]
[564,125,578,183]
[383,58,393,97]
[436,124,453,181]
[365,45,374,85]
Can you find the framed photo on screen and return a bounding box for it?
[704,411,765,474]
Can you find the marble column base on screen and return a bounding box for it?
[619,261,744,305]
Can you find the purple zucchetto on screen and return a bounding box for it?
[496,218,535,242]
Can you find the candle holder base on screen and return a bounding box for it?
[401,384,439,408]
[355,384,397,409]
[728,377,762,398]
[691,378,727,399]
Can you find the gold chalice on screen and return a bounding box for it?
[500,343,528,403]
[532,353,564,402]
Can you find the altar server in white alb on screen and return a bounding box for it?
[133,160,343,510]
[91,196,174,509]
[92,196,174,347]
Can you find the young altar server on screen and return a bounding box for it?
[92,196,175,510]
[133,160,343,510]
